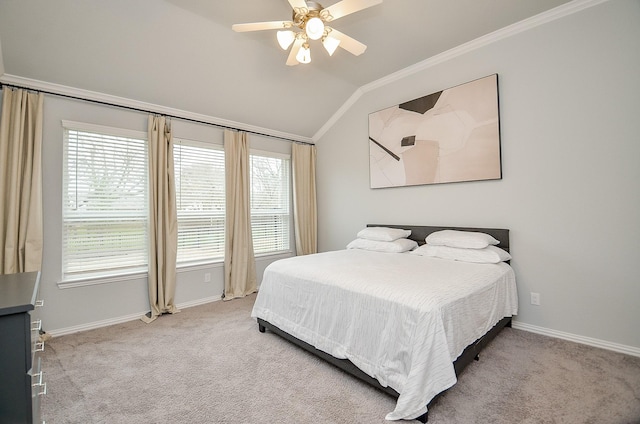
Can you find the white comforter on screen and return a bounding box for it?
[251,249,518,420]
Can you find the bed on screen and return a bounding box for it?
[251,225,518,422]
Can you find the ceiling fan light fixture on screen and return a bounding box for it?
[276,30,296,50]
[233,0,382,65]
[296,43,311,64]
[305,16,325,40]
[322,36,340,56]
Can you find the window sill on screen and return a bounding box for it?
[57,251,293,289]
[58,270,148,289]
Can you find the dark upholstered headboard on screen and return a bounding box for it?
[367,224,510,252]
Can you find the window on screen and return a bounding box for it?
[250,151,291,255]
[62,122,291,282]
[62,121,148,281]
[174,139,225,265]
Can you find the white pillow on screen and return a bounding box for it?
[411,244,511,263]
[356,227,412,242]
[426,230,500,249]
[347,237,418,253]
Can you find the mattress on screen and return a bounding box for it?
[251,248,518,420]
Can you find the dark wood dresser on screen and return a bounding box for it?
[0,271,45,424]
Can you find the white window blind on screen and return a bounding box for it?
[250,152,291,254]
[62,122,148,281]
[174,139,225,265]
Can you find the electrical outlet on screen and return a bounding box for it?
[530,292,541,306]
[204,273,211,283]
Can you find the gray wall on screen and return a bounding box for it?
[315,0,640,349]
[30,95,293,333]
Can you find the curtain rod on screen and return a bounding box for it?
[0,82,314,146]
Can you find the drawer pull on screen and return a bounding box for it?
[35,299,44,308]
[32,371,43,386]
[31,319,42,332]
[34,341,45,352]
[33,372,47,395]
[34,381,47,396]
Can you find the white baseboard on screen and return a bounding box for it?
[176,295,222,310]
[46,299,640,359]
[47,295,222,338]
[511,321,640,358]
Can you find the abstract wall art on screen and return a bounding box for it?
[368,74,502,188]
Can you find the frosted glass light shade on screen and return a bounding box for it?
[277,31,296,50]
[305,17,325,40]
[296,44,311,64]
[322,36,340,56]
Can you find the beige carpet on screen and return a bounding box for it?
[41,294,640,424]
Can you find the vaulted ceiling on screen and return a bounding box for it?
[0,0,571,141]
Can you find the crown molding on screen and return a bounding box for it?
[312,0,611,142]
[312,87,365,140]
[0,0,609,145]
[0,73,313,144]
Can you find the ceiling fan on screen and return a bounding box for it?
[232,0,382,66]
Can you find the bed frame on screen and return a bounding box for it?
[257,225,512,423]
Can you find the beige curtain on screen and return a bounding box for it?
[292,143,317,255]
[223,129,257,300]
[0,88,44,274]
[142,115,179,323]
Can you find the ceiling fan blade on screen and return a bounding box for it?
[323,0,382,21]
[286,38,305,66]
[328,28,367,56]
[287,0,308,10]
[232,21,293,32]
